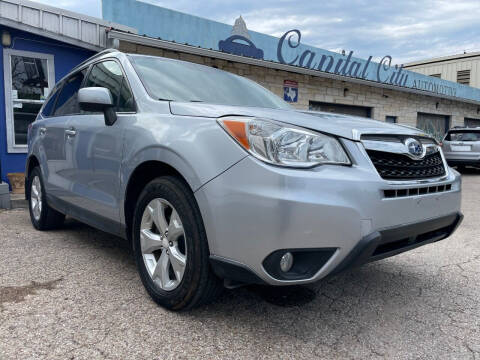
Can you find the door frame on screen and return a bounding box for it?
[3,48,55,153]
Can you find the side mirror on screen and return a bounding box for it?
[78,87,117,126]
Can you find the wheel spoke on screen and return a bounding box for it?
[167,209,183,242]
[152,249,171,289]
[148,199,168,235]
[32,184,38,198]
[169,246,186,280]
[140,229,163,254]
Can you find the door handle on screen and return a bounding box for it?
[65,128,77,137]
[39,127,47,135]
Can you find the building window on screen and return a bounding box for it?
[429,73,441,78]
[417,113,451,141]
[457,70,470,85]
[385,116,397,123]
[3,49,55,153]
[465,117,480,128]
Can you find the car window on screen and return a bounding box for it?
[446,131,480,141]
[84,60,135,112]
[53,69,87,116]
[41,87,60,117]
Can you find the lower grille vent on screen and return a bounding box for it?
[384,184,452,198]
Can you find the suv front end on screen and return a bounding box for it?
[196,122,462,286]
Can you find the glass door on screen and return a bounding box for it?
[3,49,54,153]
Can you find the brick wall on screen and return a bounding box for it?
[120,41,480,128]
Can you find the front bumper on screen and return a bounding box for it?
[195,140,462,286]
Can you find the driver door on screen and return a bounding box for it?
[64,60,135,230]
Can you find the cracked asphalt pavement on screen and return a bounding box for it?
[1,173,479,359]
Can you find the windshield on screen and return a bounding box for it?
[129,55,291,110]
[445,131,480,141]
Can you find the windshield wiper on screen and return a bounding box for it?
[189,100,204,103]
[158,98,174,102]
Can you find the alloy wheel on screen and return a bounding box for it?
[31,176,42,221]
[140,198,187,291]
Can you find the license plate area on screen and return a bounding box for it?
[451,145,471,151]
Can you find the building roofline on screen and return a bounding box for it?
[0,0,137,51]
[108,29,480,107]
[2,0,136,32]
[405,51,480,68]
[0,18,104,51]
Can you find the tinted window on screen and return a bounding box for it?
[445,131,480,141]
[53,69,86,116]
[41,88,59,117]
[84,60,135,112]
[129,55,290,110]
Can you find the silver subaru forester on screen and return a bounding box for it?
[26,49,463,310]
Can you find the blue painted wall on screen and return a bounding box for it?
[102,0,480,104]
[0,26,94,184]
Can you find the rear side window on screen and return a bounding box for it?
[41,88,59,117]
[84,60,135,112]
[445,131,480,141]
[53,69,86,116]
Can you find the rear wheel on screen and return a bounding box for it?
[132,176,222,310]
[28,167,65,230]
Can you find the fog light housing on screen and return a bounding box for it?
[280,252,294,272]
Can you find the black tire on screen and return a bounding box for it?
[132,176,222,310]
[28,167,65,230]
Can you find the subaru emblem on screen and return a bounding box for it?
[404,138,424,158]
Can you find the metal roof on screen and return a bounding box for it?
[405,52,480,68]
[0,0,137,51]
[107,29,480,107]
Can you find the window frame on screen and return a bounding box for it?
[82,58,137,114]
[51,68,88,117]
[40,84,61,118]
[3,49,55,153]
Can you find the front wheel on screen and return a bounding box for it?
[28,167,65,230]
[132,176,222,310]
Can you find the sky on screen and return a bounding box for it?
[33,0,480,64]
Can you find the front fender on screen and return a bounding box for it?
[120,114,247,222]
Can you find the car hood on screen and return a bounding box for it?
[169,102,427,140]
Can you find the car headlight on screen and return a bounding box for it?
[218,117,350,168]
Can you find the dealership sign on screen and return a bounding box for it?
[217,19,458,98]
[275,30,457,97]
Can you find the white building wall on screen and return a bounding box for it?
[405,55,480,89]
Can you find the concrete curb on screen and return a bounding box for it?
[10,193,28,209]
[0,182,11,209]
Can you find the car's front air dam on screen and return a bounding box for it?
[329,211,463,276]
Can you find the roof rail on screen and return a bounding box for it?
[71,48,121,71]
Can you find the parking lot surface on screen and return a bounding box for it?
[1,173,479,359]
